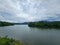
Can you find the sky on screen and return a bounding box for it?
[0,0,60,22]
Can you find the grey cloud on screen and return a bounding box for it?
[0,0,60,22]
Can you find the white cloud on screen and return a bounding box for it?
[0,0,60,22]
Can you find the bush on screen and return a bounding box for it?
[0,36,23,45]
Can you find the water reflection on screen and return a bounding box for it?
[0,25,60,45]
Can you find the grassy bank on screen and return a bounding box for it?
[0,36,23,45]
[0,21,14,26]
[28,21,60,28]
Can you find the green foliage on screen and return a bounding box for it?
[0,36,23,45]
[0,21,14,26]
[28,21,60,28]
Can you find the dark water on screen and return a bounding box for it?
[0,25,60,45]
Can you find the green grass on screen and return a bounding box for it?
[0,36,23,45]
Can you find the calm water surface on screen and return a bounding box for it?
[0,25,60,45]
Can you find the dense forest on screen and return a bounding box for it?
[28,21,60,28]
[0,21,14,26]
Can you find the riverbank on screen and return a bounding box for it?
[28,21,60,28]
[0,36,23,45]
[0,21,14,26]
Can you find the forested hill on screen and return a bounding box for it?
[0,21,14,26]
[28,21,60,28]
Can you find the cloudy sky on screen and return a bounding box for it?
[0,0,60,22]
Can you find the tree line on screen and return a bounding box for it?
[28,21,60,28]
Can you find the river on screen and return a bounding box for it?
[0,25,60,45]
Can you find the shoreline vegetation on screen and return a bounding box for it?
[0,21,23,45]
[0,21,14,26]
[28,21,60,28]
[0,36,23,45]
